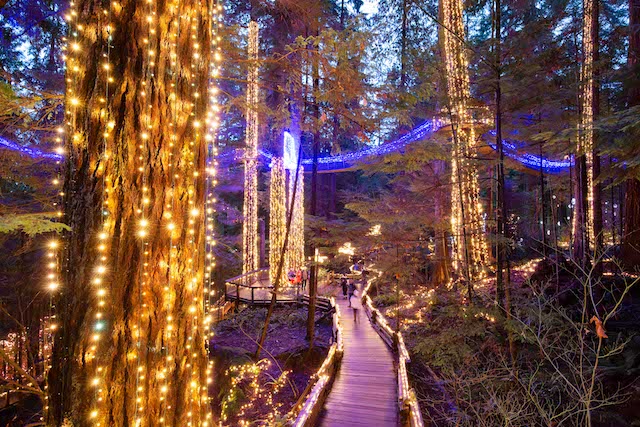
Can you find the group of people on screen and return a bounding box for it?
[287,268,309,290]
[340,277,363,323]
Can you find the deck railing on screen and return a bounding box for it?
[222,269,342,425]
[289,297,343,426]
[225,268,301,305]
[361,273,425,427]
[208,295,235,323]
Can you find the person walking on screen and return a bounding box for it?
[347,280,356,307]
[301,268,308,291]
[350,289,362,323]
[341,277,348,300]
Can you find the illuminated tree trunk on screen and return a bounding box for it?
[439,0,489,282]
[269,158,287,286]
[591,0,603,263]
[622,0,640,267]
[48,0,214,425]
[574,0,600,266]
[243,21,260,276]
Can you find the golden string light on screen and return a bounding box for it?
[61,0,117,423]
[290,298,343,425]
[287,166,305,271]
[61,0,217,423]
[579,0,595,247]
[269,158,287,286]
[90,0,114,426]
[203,2,224,419]
[156,0,182,421]
[181,4,211,424]
[441,0,488,280]
[221,360,291,426]
[243,20,260,276]
[42,239,60,420]
[131,0,158,422]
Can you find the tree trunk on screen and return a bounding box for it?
[306,30,320,345]
[432,161,450,284]
[591,0,603,264]
[400,0,408,91]
[493,0,516,364]
[573,155,589,263]
[622,0,640,267]
[48,0,213,425]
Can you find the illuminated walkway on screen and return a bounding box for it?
[318,298,399,427]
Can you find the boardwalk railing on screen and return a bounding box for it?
[362,274,425,427]
[289,297,344,427]
[208,295,235,323]
[225,268,301,305]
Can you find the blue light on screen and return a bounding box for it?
[487,131,573,174]
[219,120,573,174]
[283,131,299,170]
[0,136,64,161]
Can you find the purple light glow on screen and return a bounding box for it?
[219,121,573,174]
[0,136,64,161]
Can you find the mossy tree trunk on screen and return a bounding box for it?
[48,0,213,425]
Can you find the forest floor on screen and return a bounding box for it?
[367,258,640,426]
[210,304,332,426]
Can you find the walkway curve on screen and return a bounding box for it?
[317,297,399,427]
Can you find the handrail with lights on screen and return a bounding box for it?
[289,297,343,426]
[361,272,425,427]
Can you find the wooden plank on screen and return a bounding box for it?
[318,298,399,427]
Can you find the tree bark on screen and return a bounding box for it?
[592,0,603,268]
[306,30,320,345]
[493,0,516,364]
[48,0,212,425]
[622,0,640,267]
[573,155,589,263]
[400,0,408,91]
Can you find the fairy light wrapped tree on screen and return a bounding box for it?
[440,0,489,281]
[47,0,222,425]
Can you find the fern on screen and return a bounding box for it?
[0,213,69,236]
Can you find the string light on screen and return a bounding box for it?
[360,270,424,427]
[269,158,287,285]
[283,132,305,272]
[63,0,217,423]
[291,298,343,425]
[156,0,183,420]
[203,2,224,419]
[221,359,291,425]
[243,20,260,276]
[441,0,488,280]
[42,239,61,420]
[287,165,305,271]
[579,0,596,246]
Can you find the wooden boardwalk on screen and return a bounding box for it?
[318,297,399,427]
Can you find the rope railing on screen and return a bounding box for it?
[289,297,343,426]
[361,271,425,427]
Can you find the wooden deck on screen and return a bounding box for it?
[318,297,399,427]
